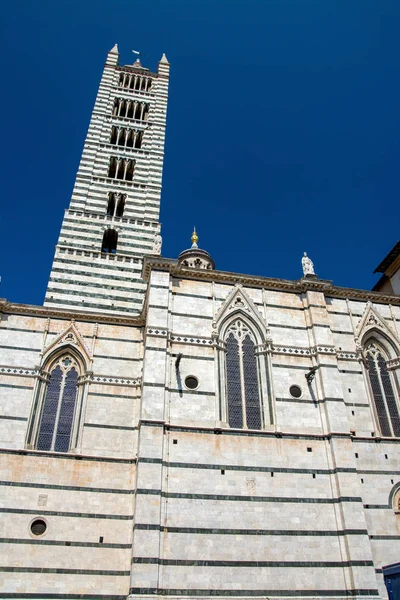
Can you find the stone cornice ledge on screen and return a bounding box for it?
[141,258,400,305]
[0,298,145,326]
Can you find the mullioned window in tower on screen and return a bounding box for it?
[118,72,152,91]
[108,157,135,181]
[110,126,143,148]
[112,98,150,121]
[107,192,126,217]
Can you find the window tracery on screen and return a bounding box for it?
[36,355,79,452]
[225,319,262,430]
[365,342,400,437]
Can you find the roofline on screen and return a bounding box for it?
[0,299,144,326]
[374,241,400,273]
[142,256,400,305]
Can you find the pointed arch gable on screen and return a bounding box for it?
[42,322,91,368]
[356,303,400,359]
[215,285,267,343]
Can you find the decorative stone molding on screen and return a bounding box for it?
[337,350,358,360]
[147,327,168,337]
[92,375,141,387]
[0,366,37,377]
[213,285,267,336]
[356,302,400,343]
[311,345,336,355]
[42,321,92,364]
[169,333,213,346]
[141,257,400,306]
[0,299,144,326]
[387,357,400,370]
[271,345,312,357]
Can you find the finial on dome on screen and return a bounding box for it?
[177,227,215,270]
[191,227,198,248]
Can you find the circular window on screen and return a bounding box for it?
[30,519,47,536]
[290,385,302,399]
[185,376,199,390]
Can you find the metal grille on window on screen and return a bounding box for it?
[55,367,78,452]
[378,354,400,437]
[225,320,262,430]
[226,333,243,428]
[243,335,261,429]
[36,357,79,452]
[366,344,400,437]
[37,366,63,451]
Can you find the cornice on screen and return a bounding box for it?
[0,299,144,326]
[115,65,158,77]
[141,258,400,305]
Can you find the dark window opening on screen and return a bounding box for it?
[106,194,115,216]
[116,195,125,217]
[102,229,118,254]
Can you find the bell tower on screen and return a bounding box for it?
[44,45,170,315]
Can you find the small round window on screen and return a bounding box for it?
[290,385,302,399]
[30,518,47,536]
[185,376,199,390]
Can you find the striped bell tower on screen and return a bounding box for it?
[44,45,170,315]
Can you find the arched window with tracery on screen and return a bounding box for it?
[225,319,262,430]
[36,355,79,452]
[365,342,400,437]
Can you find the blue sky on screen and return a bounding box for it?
[1,0,399,305]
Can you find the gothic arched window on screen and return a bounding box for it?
[365,342,400,437]
[36,356,79,452]
[225,319,262,430]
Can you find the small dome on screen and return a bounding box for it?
[177,228,215,270]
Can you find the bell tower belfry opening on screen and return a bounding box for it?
[44,45,170,315]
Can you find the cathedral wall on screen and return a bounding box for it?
[130,273,396,599]
[0,307,141,597]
